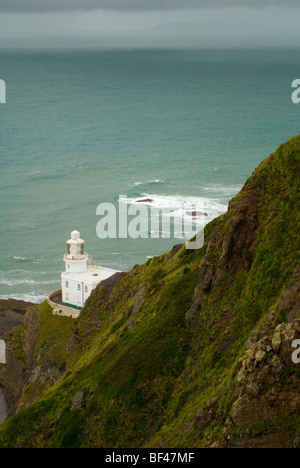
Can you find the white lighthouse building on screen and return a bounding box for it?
[61,230,118,309]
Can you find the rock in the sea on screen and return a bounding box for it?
[186,211,208,217]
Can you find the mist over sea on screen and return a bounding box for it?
[0,48,299,302]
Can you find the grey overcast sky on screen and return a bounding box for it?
[0,1,299,49]
[0,0,299,13]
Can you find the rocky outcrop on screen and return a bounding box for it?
[0,302,71,421]
[0,300,35,420]
[0,300,36,424]
[0,389,8,425]
[127,285,146,330]
[0,299,35,338]
[225,307,300,447]
[70,390,84,411]
[193,396,221,432]
[0,306,40,417]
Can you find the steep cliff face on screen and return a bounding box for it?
[0,299,35,422]
[0,302,73,420]
[0,136,299,448]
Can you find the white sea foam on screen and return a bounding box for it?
[123,193,227,222]
[0,270,48,279]
[13,256,45,264]
[131,179,165,187]
[200,185,242,197]
[119,193,227,240]
[0,294,46,303]
[13,222,35,229]
[0,279,58,287]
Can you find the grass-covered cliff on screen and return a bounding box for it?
[0,136,300,448]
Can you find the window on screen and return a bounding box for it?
[68,264,70,270]
[85,286,88,293]
[65,281,69,288]
[78,284,81,291]
[66,293,69,301]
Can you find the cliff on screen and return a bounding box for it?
[0,135,299,448]
[0,301,73,419]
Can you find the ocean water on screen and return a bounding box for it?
[0,48,299,303]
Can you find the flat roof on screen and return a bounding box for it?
[62,266,119,285]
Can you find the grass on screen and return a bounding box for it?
[33,301,73,370]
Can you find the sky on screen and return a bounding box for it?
[0,0,299,49]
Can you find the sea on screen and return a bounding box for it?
[0,48,299,303]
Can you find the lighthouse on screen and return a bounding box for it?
[64,230,89,273]
[61,230,119,309]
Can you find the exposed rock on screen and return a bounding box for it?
[193,396,220,432]
[218,339,234,353]
[202,267,214,291]
[71,390,84,411]
[293,437,300,449]
[0,299,34,338]
[185,288,204,329]
[0,303,69,419]
[168,244,183,259]
[0,387,8,425]
[186,211,208,217]
[230,318,300,428]
[193,408,214,432]
[127,285,146,330]
[127,319,134,331]
[228,431,294,449]
[137,199,153,203]
[273,320,300,367]
[272,328,282,354]
[132,286,146,316]
[0,306,39,417]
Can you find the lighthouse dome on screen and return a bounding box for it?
[71,230,80,240]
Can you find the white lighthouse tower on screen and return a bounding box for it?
[64,230,89,274]
[61,230,119,309]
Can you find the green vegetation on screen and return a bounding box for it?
[0,136,299,448]
[34,301,73,370]
[10,324,27,362]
